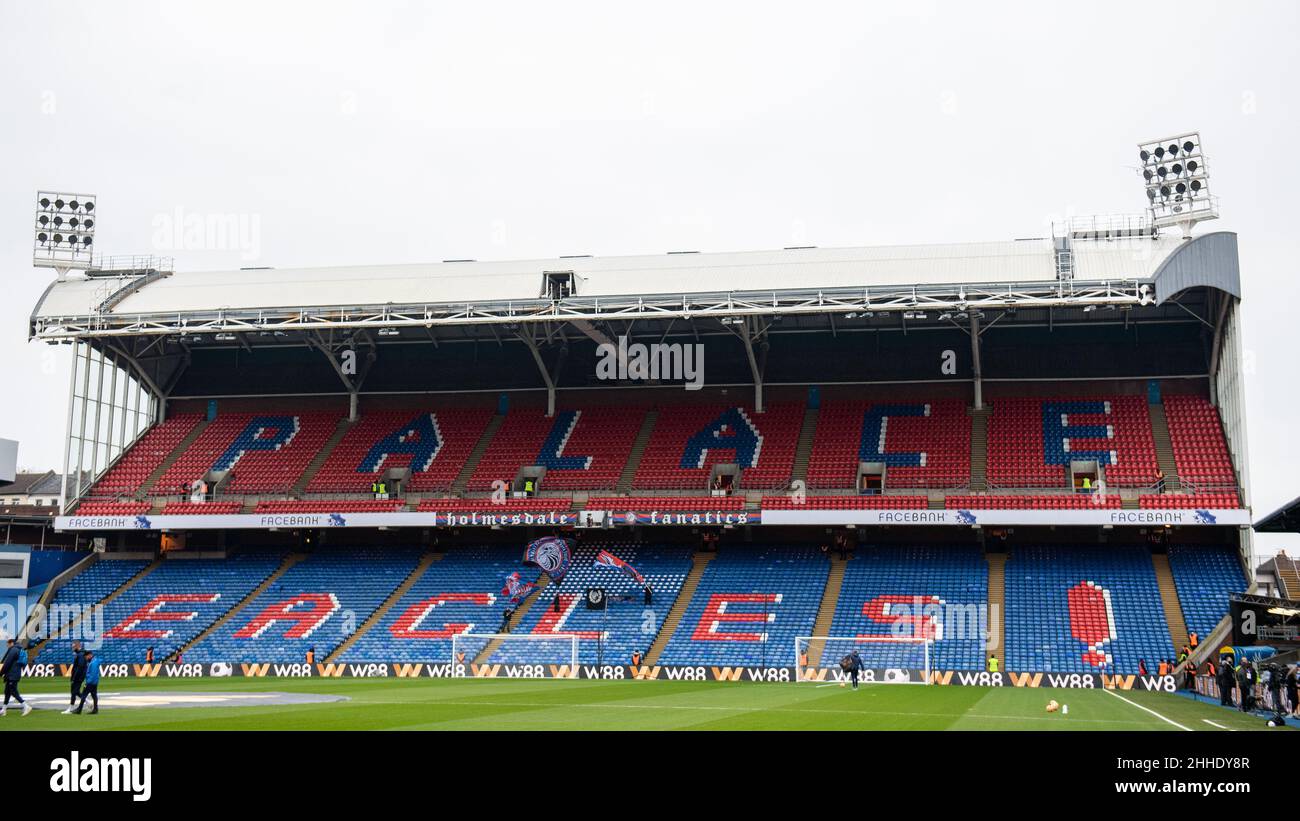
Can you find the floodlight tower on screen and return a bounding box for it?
[33,191,97,280]
[1137,133,1218,239]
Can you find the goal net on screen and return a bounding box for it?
[451,632,580,677]
[794,636,932,685]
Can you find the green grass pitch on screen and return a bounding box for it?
[2,677,1291,731]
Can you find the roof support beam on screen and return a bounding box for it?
[519,330,557,417]
[1207,292,1232,406]
[306,331,376,421]
[31,279,1156,342]
[970,311,984,410]
[739,317,764,413]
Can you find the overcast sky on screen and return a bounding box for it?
[1,1,1297,556]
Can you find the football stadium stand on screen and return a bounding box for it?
[1166,544,1248,641]
[945,494,1123,510]
[806,399,969,489]
[656,546,827,666]
[306,408,494,493]
[30,535,1256,677]
[1138,493,1241,509]
[65,386,1247,517]
[633,403,803,490]
[153,412,341,495]
[98,552,286,660]
[415,497,571,513]
[586,496,744,512]
[186,547,425,663]
[88,414,201,498]
[74,501,152,516]
[1004,545,1174,675]
[1163,395,1239,490]
[491,543,694,664]
[255,499,406,513]
[987,396,1159,489]
[468,406,644,491]
[823,545,988,671]
[339,546,537,663]
[42,558,151,636]
[760,495,928,509]
[161,502,242,515]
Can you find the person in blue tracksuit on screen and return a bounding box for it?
[71,650,101,715]
[0,638,31,717]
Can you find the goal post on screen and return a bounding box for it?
[451,632,580,676]
[794,636,932,684]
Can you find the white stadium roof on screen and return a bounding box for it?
[29,232,1239,339]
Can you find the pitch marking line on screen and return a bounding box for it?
[356,698,1155,725]
[1202,719,1235,730]
[1102,688,1193,731]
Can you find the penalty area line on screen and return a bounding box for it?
[1102,688,1193,731]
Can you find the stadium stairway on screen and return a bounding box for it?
[33,556,163,659]
[986,550,1006,666]
[615,410,658,494]
[470,574,552,664]
[167,553,307,662]
[450,414,504,495]
[1150,552,1189,652]
[806,554,846,666]
[1147,403,1183,491]
[969,407,990,491]
[324,551,441,663]
[790,405,819,487]
[291,417,354,495]
[137,418,211,498]
[1277,555,1300,599]
[643,550,714,665]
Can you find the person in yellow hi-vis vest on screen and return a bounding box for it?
[987,655,999,673]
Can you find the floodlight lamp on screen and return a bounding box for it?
[33,189,96,269]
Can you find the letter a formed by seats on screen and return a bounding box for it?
[359,413,443,473]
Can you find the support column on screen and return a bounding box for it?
[970,312,983,411]
[59,342,81,512]
[740,319,764,413]
[520,332,557,417]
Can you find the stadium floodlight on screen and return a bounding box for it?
[34,190,96,275]
[1137,132,1218,238]
[794,636,933,684]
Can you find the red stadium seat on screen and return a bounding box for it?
[467,406,644,491]
[633,403,802,491]
[86,414,202,498]
[308,408,493,494]
[986,396,1158,488]
[1162,396,1237,491]
[806,399,968,489]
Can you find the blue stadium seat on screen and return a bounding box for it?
[657,546,827,666]
[1004,545,1173,675]
[340,546,538,663]
[823,545,986,671]
[489,543,693,665]
[186,547,423,663]
[43,558,150,637]
[97,552,285,660]
[1166,544,1246,640]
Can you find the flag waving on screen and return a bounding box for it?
[593,549,645,586]
[523,536,573,582]
[501,571,537,604]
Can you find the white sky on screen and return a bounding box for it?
[1,1,1297,556]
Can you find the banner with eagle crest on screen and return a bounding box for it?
[523,536,573,582]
